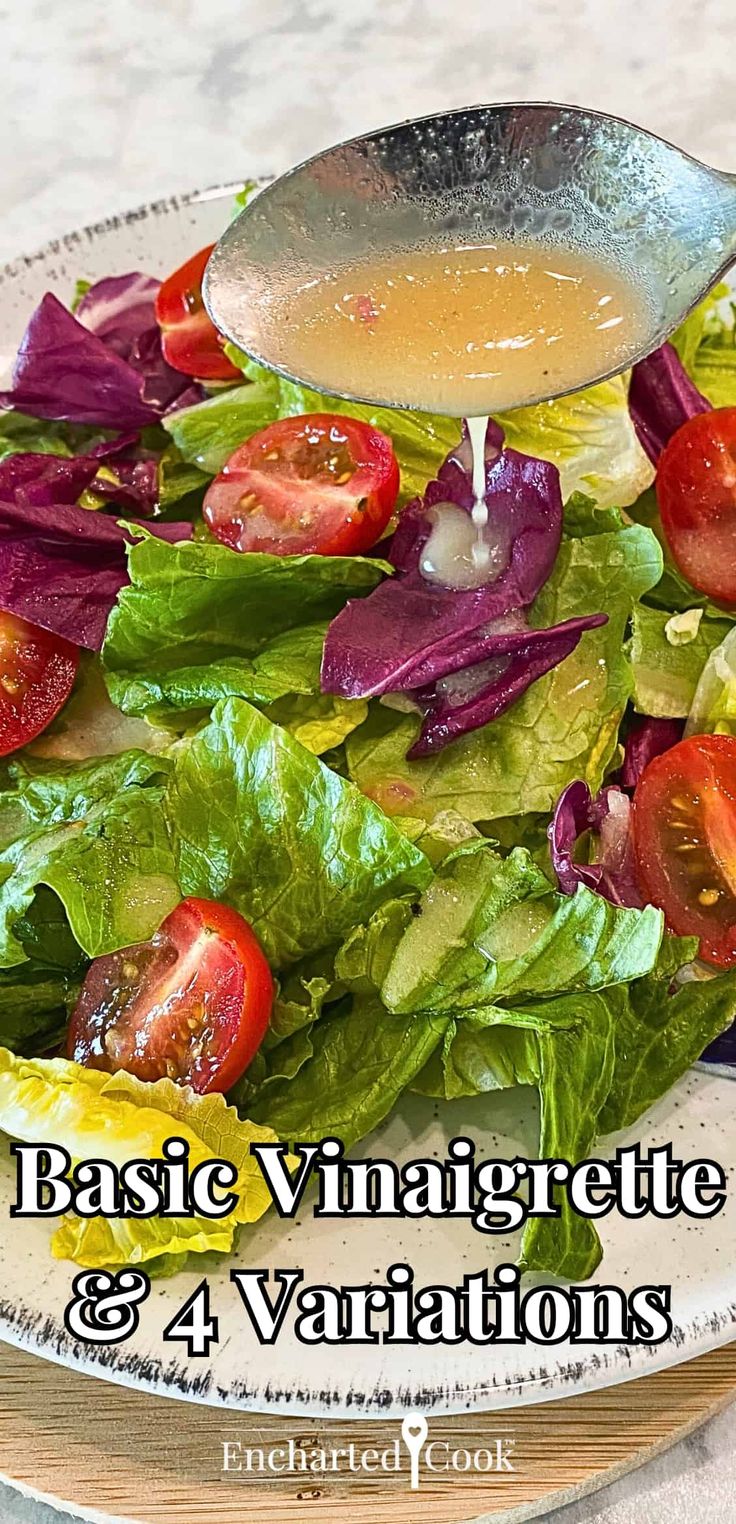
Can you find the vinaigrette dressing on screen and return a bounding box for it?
[270,240,647,418]
[270,239,647,585]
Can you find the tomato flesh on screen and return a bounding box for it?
[203,413,400,556]
[0,612,78,756]
[155,245,240,381]
[633,733,736,966]
[657,408,736,604]
[67,897,274,1094]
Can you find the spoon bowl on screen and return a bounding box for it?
[205,103,736,413]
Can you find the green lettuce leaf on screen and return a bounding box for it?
[599,963,736,1133]
[347,521,662,822]
[332,845,661,1280]
[671,283,736,407]
[157,444,211,512]
[0,964,78,1054]
[432,993,615,1278]
[231,957,340,1109]
[164,696,431,966]
[265,692,368,755]
[562,491,627,538]
[367,846,663,1017]
[495,374,654,508]
[685,625,736,737]
[164,360,460,505]
[233,1023,317,1113]
[248,995,449,1149]
[416,950,730,1281]
[327,846,671,1278]
[102,534,388,722]
[0,751,179,967]
[162,376,284,475]
[0,410,101,463]
[231,179,260,215]
[0,1049,278,1270]
[630,605,733,718]
[12,886,88,971]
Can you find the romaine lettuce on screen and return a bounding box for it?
[164,697,431,966]
[0,751,179,967]
[630,605,733,718]
[102,534,388,721]
[671,284,736,408]
[0,1050,278,1271]
[371,846,663,1017]
[247,996,449,1150]
[494,374,653,508]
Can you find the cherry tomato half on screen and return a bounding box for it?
[67,897,274,1094]
[203,414,400,556]
[0,612,78,757]
[657,408,736,604]
[155,245,240,381]
[632,733,736,967]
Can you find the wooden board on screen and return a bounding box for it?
[0,1341,735,1524]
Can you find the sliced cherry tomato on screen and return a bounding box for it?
[657,408,736,604]
[632,733,736,967]
[67,897,274,1094]
[203,413,400,556]
[155,245,240,381]
[0,613,78,757]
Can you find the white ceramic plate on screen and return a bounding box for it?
[0,187,734,1417]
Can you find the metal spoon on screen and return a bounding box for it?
[204,102,736,413]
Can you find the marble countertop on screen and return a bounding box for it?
[3,0,736,265]
[1,0,735,1519]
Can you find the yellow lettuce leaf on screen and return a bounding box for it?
[0,1049,278,1271]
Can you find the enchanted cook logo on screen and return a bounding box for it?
[222,1414,515,1489]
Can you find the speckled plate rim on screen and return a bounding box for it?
[0,186,734,1419]
[0,182,249,282]
[1,1262,735,1419]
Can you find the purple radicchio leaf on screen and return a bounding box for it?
[91,455,160,516]
[0,280,195,430]
[628,342,710,464]
[321,424,564,699]
[0,432,159,517]
[77,273,205,415]
[0,293,162,429]
[548,780,643,908]
[82,433,160,517]
[407,613,607,758]
[619,715,684,790]
[76,272,201,414]
[76,274,161,356]
[0,451,192,649]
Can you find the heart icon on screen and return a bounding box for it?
[401,1414,428,1489]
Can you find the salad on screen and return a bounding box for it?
[0,190,736,1287]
